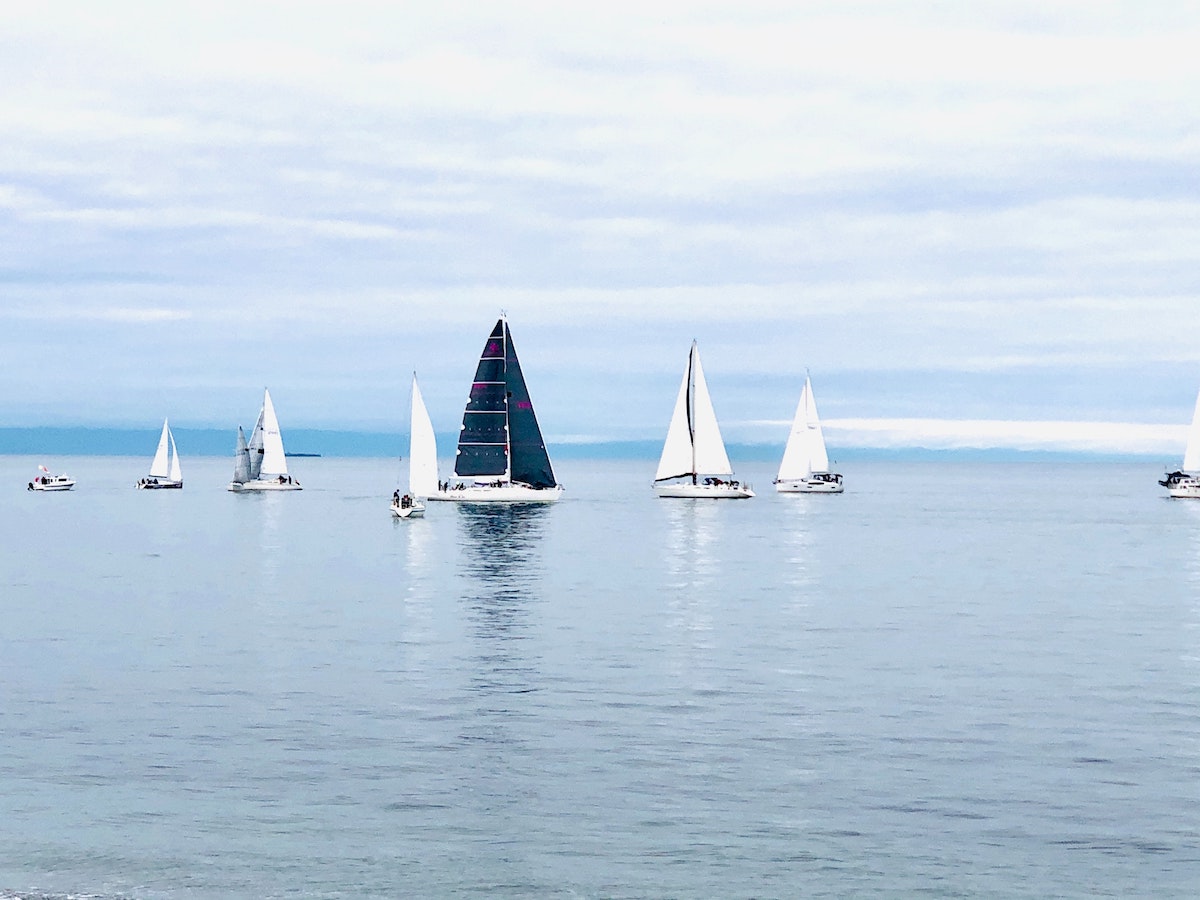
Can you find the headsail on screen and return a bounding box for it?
[408,373,439,497]
[259,388,289,478]
[504,321,556,488]
[149,419,171,478]
[689,345,733,476]
[167,425,182,483]
[1184,387,1200,473]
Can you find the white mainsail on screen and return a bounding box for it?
[149,419,171,478]
[655,355,696,481]
[777,376,829,481]
[233,426,251,484]
[1183,387,1200,473]
[408,374,439,497]
[247,408,265,481]
[259,388,289,478]
[655,341,733,481]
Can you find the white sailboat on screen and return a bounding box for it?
[228,388,302,492]
[391,373,437,518]
[654,341,754,499]
[136,418,183,489]
[1160,386,1200,498]
[28,464,75,491]
[429,316,563,503]
[774,375,843,493]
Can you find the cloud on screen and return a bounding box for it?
[1,1,1199,430]
[820,417,1188,456]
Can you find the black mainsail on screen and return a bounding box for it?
[454,318,557,489]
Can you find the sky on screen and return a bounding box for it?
[2,0,1199,455]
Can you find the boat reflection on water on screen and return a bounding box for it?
[454,503,550,696]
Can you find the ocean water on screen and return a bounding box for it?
[1,455,1199,899]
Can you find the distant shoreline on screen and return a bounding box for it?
[0,426,1170,462]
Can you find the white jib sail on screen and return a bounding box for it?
[408,374,439,497]
[655,345,699,481]
[259,388,289,477]
[778,377,828,480]
[688,345,734,476]
[167,427,182,483]
[1184,387,1200,473]
[149,419,171,478]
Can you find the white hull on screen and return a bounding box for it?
[775,476,843,494]
[655,482,754,499]
[1168,478,1200,499]
[228,478,302,492]
[137,480,183,490]
[428,484,564,503]
[390,500,426,518]
[29,478,75,492]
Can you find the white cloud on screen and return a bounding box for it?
[821,417,1188,456]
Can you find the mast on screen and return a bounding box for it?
[503,314,511,484]
[688,341,697,484]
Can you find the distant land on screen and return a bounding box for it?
[0,427,1168,463]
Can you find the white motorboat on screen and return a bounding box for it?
[28,465,75,491]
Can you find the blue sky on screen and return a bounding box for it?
[2,1,1199,454]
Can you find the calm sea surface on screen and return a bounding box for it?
[1,455,1198,898]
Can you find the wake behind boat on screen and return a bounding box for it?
[391,373,436,518]
[774,374,843,493]
[428,316,563,503]
[28,464,74,491]
[654,340,753,499]
[228,388,302,492]
[1160,386,1200,498]
[136,418,183,489]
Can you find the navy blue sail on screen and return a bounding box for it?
[504,323,556,489]
[453,318,557,489]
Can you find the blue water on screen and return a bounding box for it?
[1,456,1198,898]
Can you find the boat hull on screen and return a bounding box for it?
[1168,479,1200,499]
[137,480,183,490]
[228,479,302,492]
[775,477,843,494]
[428,484,563,503]
[390,501,426,518]
[29,479,75,492]
[655,483,754,499]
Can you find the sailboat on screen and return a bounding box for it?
[1160,386,1200,498]
[136,418,183,489]
[430,316,563,503]
[654,340,754,499]
[391,373,437,518]
[228,388,302,492]
[774,375,843,493]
